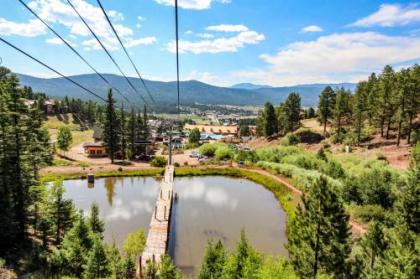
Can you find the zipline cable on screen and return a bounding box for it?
[16,0,130,104]
[66,0,149,107]
[0,37,106,102]
[96,0,157,106]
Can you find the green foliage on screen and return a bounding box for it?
[151,156,168,168]
[258,257,297,279]
[123,229,146,259]
[288,176,351,278]
[103,89,120,163]
[198,240,226,279]
[410,143,420,171]
[214,146,234,161]
[88,203,104,237]
[157,254,182,279]
[199,143,221,157]
[318,86,336,136]
[47,180,76,244]
[294,128,323,144]
[57,124,73,152]
[398,171,420,233]
[83,236,111,279]
[189,128,201,144]
[281,133,300,146]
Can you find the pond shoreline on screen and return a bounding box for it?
[41,166,297,219]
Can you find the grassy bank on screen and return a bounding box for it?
[174,167,296,218]
[40,168,165,183]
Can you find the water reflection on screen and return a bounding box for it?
[63,176,160,248]
[169,176,287,277]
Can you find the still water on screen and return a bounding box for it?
[63,176,287,276]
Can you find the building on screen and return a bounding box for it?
[83,142,107,157]
[44,99,56,114]
[184,124,239,135]
[92,125,104,142]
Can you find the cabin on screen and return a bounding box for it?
[83,142,107,157]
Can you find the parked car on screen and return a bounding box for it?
[190,151,200,158]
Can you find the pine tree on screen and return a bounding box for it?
[353,81,368,144]
[406,64,420,144]
[318,86,336,136]
[120,104,128,160]
[398,170,420,233]
[128,108,137,159]
[198,240,226,279]
[283,92,301,132]
[263,102,278,137]
[104,89,120,163]
[48,180,76,244]
[88,203,105,237]
[288,176,351,278]
[157,254,182,279]
[333,88,351,141]
[83,236,111,279]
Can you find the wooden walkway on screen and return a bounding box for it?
[141,166,174,268]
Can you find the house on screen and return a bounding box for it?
[83,142,107,157]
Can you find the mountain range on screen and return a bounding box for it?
[16,73,357,107]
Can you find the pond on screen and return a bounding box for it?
[63,175,288,276]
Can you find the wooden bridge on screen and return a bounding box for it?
[140,165,174,270]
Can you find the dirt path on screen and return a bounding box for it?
[239,167,367,236]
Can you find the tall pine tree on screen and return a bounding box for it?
[103,89,120,163]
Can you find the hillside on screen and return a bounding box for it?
[17,73,356,107]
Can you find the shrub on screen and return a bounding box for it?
[281,133,299,146]
[183,161,189,166]
[174,162,180,167]
[150,156,167,168]
[294,128,323,144]
[376,152,387,161]
[325,159,345,179]
[199,143,222,157]
[411,130,419,145]
[215,146,234,161]
[351,204,386,223]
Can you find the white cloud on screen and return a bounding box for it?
[184,70,227,85]
[27,0,153,51]
[301,25,323,33]
[0,18,46,37]
[154,0,229,10]
[137,16,146,21]
[45,37,77,47]
[352,3,420,27]
[233,32,420,86]
[185,30,193,35]
[167,24,264,54]
[196,33,214,38]
[206,24,249,32]
[125,37,157,47]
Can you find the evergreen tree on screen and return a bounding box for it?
[104,89,120,163]
[406,64,420,144]
[48,180,76,245]
[83,236,111,279]
[128,108,137,159]
[333,88,351,141]
[198,240,226,279]
[283,92,301,132]
[88,203,105,237]
[288,176,351,278]
[120,104,128,160]
[123,229,146,259]
[318,86,336,136]
[263,102,278,137]
[398,170,420,233]
[353,81,368,144]
[157,254,182,279]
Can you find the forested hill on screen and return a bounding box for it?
[17,73,356,107]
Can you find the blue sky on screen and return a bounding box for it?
[1,0,420,86]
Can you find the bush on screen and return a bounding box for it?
[410,130,419,146]
[351,204,386,223]
[376,152,387,161]
[150,156,167,168]
[174,162,180,167]
[325,159,345,179]
[215,146,234,161]
[294,128,323,144]
[199,143,221,157]
[281,133,299,146]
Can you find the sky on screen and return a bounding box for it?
[0,0,420,87]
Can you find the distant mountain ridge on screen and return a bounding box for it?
[230,83,273,90]
[16,73,356,107]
